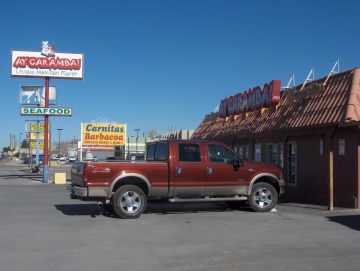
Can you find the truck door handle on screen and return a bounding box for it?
[248,169,257,172]
[207,167,212,174]
[176,167,181,174]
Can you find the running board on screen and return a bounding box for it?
[169,195,248,203]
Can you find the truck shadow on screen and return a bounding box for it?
[145,200,252,215]
[54,201,252,218]
[325,215,360,231]
[54,203,114,218]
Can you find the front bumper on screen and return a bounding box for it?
[279,179,285,196]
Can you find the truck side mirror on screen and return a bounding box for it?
[233,157,242,168]
[233,157,244,168]
[239,156,244,166]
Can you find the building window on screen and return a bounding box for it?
[266,143,284,167]
[339,139,345,155]
[234,145,249,160]
[254,143,262,162]
[287,142,297,186]
[115,145,124,159]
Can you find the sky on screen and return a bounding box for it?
[1,0,360,149]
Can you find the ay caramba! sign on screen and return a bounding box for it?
[11,41,83,79]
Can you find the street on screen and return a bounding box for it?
[0,158,359,271]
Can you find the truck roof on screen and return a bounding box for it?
[149,139,223,144]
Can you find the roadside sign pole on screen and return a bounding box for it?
[13,43,83,184]
[36,118,40,166]
[43,77,49,183]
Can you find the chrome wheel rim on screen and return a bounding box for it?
[253,188,273,208]
[120,191,142,214]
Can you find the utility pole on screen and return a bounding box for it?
[57,129,63,157]
[135,128,140,153]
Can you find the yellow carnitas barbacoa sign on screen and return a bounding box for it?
[82,123,125,146]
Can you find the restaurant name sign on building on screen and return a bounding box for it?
[218,80,281,118]
[286,82,325,103]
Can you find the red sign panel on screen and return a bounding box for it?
[218,80,281,118]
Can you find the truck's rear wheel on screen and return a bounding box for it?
[248,182,277,212]
[112,185,147,219]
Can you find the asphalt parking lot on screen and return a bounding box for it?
[1,158,360,271]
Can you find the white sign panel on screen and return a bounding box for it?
[11,49,84,80]
[20,86,57,105]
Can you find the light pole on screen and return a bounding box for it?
[134,129,140,153]
[13,135,16,151]
[57,129,63,157]
[19,133,23,155]
[19,133,23,148]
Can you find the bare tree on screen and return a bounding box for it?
[145,128,159,139]
[51,138,80,157]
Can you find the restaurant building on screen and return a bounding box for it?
[191,67,360,209]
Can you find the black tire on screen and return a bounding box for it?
[248,182,278,212]
[112,185,147,219]
[225,201,249,209]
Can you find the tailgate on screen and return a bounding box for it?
[71,162,87,186]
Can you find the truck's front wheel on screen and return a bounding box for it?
[113,185,147,219]
[248,182,277,212]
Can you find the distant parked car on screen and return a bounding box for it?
[58,157,66,164]
[92,157,98,162]
[24,155,46,164]
[68,156,76,162]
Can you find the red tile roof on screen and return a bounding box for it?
[192,68,360,140]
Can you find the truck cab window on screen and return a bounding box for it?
[178,143,201,162]
[155,143,167,160]
[147,142,168,161]
[208,144,238,165]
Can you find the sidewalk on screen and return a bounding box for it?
[1,159,71,185]
[5,159,70,167]
[277,197,359,214]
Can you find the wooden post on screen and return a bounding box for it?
[329,150,334,210]
[327,129,336,211]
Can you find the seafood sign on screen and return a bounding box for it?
[20,107,72,116]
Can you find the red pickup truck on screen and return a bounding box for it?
[67,140,285,219]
